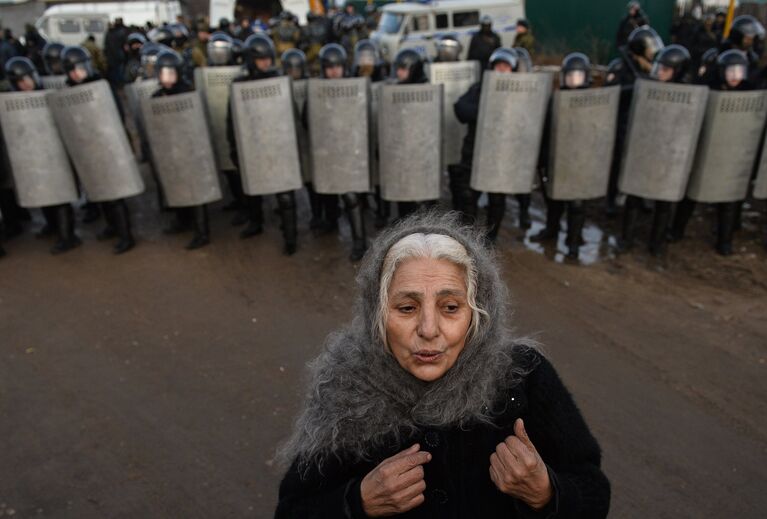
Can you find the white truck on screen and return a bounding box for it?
[35,1,182,46]
[371,0,525,62]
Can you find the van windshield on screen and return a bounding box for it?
[378,12,404,34]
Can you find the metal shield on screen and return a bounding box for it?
[194,66,242,172]
[142,91,221,207]
[378,84,443,202]
[292,78,312,183]
[125,78,158,161]
[41,75,67,90]
[307,77,370,194]
[546,86,621,201]
[369,81,382,186]
[427,61,480,168]
[470,71,552,194]
[686,90,767,203]
[231,76,303,196]
[618,79,709,202]
[753,135,767,199]
[0,91,78,207]
[49,80,144,202]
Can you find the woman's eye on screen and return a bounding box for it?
[444,304,459,313]
[398,305,415,314]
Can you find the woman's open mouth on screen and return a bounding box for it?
[413,350,444,363]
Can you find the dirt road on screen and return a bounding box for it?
[1,194,765,518]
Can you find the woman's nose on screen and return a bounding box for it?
[416,306,440,340]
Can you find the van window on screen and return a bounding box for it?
[84,19,106,33]
[435,13,449,29]
[58,19,81,33]
[453,11,480,28]
[410,14,430,32]
[378,12,404,34]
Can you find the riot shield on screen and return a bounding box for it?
[687,90,767,203]
[0,90,78,207]
[369,81,381,186]
[41,75,67,90]
[470,71,552,194]
[125,78,159,161]
[142,91,222,207]
[753,135,767,200]
[292,78,312,183]
[546,86,621,201]
[307,77,370,194]
[378,84,443,202]
[427,61,480,168]
[49,79,144,202]
[231,76,303,196]
[618,79,708,202]
[194,66,242,172]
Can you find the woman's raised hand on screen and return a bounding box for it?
[360,443,432,517]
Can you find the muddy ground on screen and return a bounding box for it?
[1,184,766,518]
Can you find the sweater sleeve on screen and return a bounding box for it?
[454,83,481,125]
[274,457,370,519]
[521,352,611,519]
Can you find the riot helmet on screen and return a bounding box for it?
[148,26,175,47]
[352,39,382,77]
[207,31,234,66]
[513,47,533,72]
[5,56,40,91]
[319,43,347,78]
[232,38,245,65]
[244,33,276,74]
[697,48,719,83]
[155,49,184,89]
[435,33,462,62]
[61,46,96,83]
[392,48,426,84]
[650,44,690,83]
[139,42,167,79]
[488,47,519,72]
[627,25,664,61]
[717,49,750,90]
[560,52,591,89]
[728,15,766,57]
[281,48,307,80]
[604,57,624,86]
[168,23,190,48]
[42,41,65,75]
[126,32,147,52]
[480,15,493,32]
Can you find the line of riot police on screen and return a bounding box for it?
[2,15,767,262]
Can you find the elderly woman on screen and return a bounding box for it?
[275,212,610,518]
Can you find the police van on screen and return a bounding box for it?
[371,0,525,62]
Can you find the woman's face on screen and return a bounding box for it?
[385,257,472,382]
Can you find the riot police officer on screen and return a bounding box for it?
[226,33,299,255]
[468,15,501,66]
[434,34,463,63]
[303,11,330,75]
[123,32,146,83]
[306,43,368,260]
[42,41,65,76]
[63,45,137,254]
[282,47,307,80]
[150,49,211,250]
[273,12,302,59]
[3,57,81,254]
[454,48,524,241]
[669,49,752,256]
[532,52,591,260]
[608,25,664,215]
[618,44,691,256]
[720,15,765,74]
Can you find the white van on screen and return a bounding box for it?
[36,1,182,47]
[371,0,525,62]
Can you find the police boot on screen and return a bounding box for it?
[186,205,210,250]
[38,206,58,238]
[715,202,737,256]
[0,188,24,239]
[516,194,531,229]
[374,185,390,229]
[316,194,340,234]
[462,187,479,225]
[306,183,323,230]
[277,192,298,256]
[448,164,464,212]
[111,200,136,254]
[51,204,81,255]
[486,193,507,244]
[81,201,101,223]
[240,195,264,239]
[164,208,190,235]
[565,202,586,261]
[616,195,641,253]
[648,201,672,257]
[223,170,244,211]
[343,193,367,262]
[97,202,117,241]
[531,200,564,242]
[397,202,418,221]
[668,197,696,243]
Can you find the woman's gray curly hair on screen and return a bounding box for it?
[278,210,539,475]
